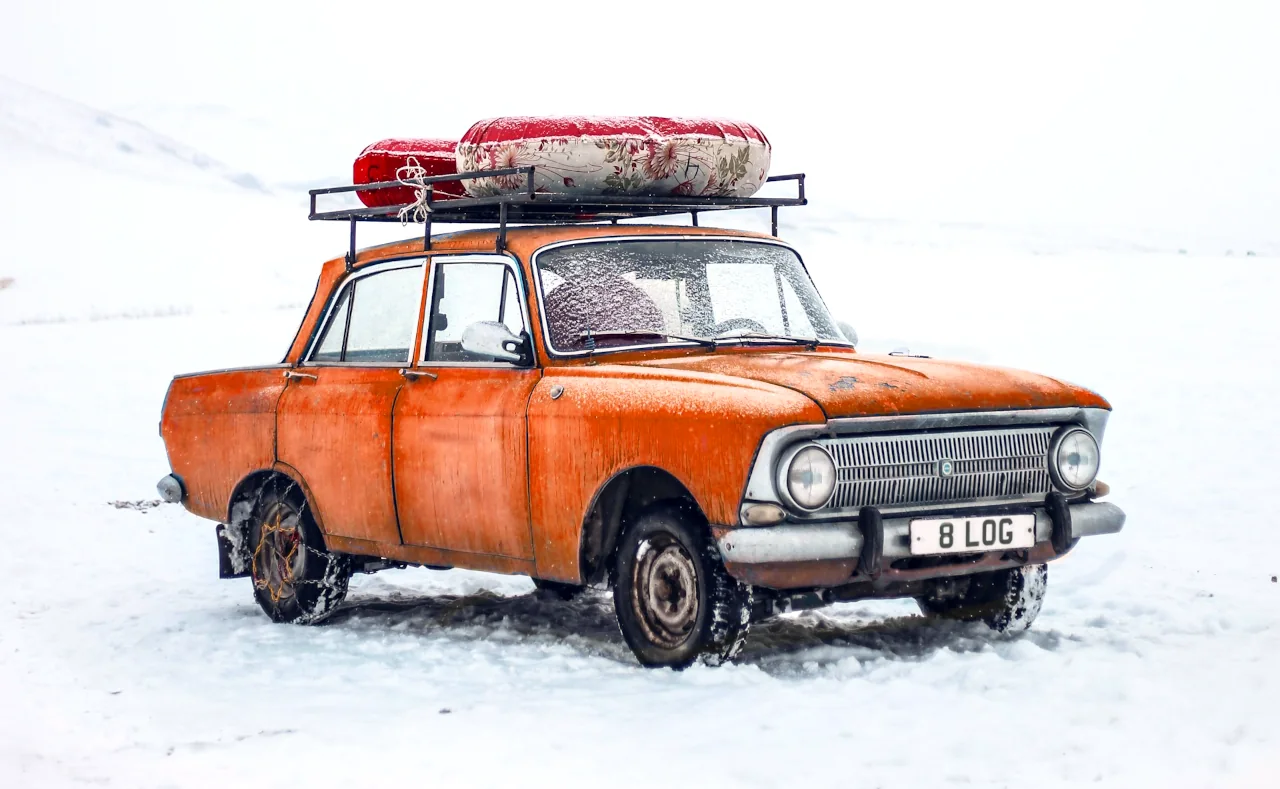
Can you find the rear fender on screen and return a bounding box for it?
[221,464,327,577]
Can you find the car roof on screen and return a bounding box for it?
[327,223,782,274]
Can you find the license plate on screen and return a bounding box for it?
[909,513,1035,556]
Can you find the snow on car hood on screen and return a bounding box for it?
[633,351,1109,418]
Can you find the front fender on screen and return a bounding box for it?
[526,365,824,581]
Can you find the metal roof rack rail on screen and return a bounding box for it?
[308,168,806,267]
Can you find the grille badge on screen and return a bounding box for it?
[937,458,955,478]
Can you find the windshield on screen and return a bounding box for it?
[535,239,845,353]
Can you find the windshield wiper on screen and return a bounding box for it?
[717,331,820,351]
[580,330,718,350]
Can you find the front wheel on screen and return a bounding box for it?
[612,504,752,669]
[916,564,1048,635]
[248,481,350,624]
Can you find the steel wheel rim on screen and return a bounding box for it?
[632,534,699,649]
[252,502,306,605]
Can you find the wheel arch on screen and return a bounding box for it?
[577,465,708,586]
[225,463,329,551]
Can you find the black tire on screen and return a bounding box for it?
[612,503,752,669]
[531,578,586,601]
[916,564,1048,635]
[248,481,350,624]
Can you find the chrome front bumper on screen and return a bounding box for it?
[717,501,1125,564]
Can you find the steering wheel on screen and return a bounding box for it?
[712,317,767,337]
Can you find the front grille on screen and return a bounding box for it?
[820,426,1054,511]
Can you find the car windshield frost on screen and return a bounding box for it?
[535,239,845,353]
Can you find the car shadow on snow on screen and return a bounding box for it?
[327,587,638,663]
[325,588,1069,672]
[741,609,1070,673]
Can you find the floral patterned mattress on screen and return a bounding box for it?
[456,116,771,198]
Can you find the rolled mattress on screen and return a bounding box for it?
[455,116,771,198]
[353,138,464,207]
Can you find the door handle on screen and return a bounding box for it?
[399,369,437,381]
[283,370,318,381]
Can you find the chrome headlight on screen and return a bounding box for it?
[1050,428,1100,491]
[777,444,837,511]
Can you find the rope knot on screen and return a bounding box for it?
[395,157,435,224]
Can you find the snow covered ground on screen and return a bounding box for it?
[2,81,1279,788]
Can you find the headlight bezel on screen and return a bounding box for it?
[775,443,837,512]
[1049,427,1101,492]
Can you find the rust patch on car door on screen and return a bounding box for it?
[276,367,404,544]
[393,366,540,559]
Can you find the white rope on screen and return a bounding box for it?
[395,157,434,224]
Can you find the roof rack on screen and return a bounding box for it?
[308,167,806,268]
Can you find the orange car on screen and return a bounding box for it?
[157,172,1124,668]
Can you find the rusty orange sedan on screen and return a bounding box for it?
[157,174,1124,668]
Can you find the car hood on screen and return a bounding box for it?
[632,351,1109,418]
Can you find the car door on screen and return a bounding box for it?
[276,260,426,546]
[393,254,539,559]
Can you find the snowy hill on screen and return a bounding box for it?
[0,76,266,192]
[0,78,375,328]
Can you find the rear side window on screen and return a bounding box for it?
[308,265,423,364]
[311,284,352,362]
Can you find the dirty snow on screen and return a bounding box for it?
[2,78,1279,789]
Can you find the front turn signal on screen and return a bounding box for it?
[740,502,787,527]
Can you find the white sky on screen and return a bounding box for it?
[3,0,1278,244]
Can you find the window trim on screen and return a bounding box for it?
[310,280,353,363]
[529,235,852,359]
[418,253,534,368]
[302,259,426,368]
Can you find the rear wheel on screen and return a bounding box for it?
[612,504,752,669]
[248,482,350,624]
[916,564,1048,634]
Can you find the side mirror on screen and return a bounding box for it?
[836,320,858,348]
[461,321,528,364]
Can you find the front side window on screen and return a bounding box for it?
[425,261,527,363]
[308,264,423,364]
[535,239,844,353]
